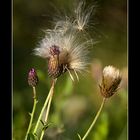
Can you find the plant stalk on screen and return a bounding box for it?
[25,86,37,140]
[81,97,106,140]
[33,79,56,135]
[39,79,55,140]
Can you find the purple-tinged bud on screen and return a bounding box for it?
[28,68,38,87]
[49,45,60,56]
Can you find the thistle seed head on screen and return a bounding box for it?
[99,66,122,98]
[28,68,38,87]
[34,29,92,80]
[34,1,96,80]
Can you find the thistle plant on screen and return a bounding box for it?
[25,68,38,140]
[78,66,122,140]
[34,1,96,81]
[32,4,93,140]
[23,1,124,140]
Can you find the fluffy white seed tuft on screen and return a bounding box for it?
[34,1,96,80]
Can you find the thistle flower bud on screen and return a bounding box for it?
[48,45,63,78]
[28,68,38,87]
[99,66,122,98]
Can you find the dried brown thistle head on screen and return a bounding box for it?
[99,66,122,98]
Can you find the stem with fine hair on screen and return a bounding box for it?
[33,79,57,135]
[39,79,55,140]
[81,97,106,140]
[25,86,38,140]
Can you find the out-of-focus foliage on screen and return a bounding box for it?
[13,0,127,140]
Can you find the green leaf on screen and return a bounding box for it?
[27,133,38,140]
[28,112,32,116]
[42,123,51,131]
[40,120,45,126]
[77,133,82,140]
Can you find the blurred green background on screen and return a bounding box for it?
[13,0,127,140]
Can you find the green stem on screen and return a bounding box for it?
[81,98,106,140]
[39,80,55,140]
[25,86,37,140]
[33,79,56,135]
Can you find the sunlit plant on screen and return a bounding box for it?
[24,1,122,140]
[78,66,122,140]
